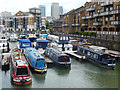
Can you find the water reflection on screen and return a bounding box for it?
[31,72,46,84]
[53,66,71,76]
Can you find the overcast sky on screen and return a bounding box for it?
[0,0,91,16]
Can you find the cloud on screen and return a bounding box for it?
[0,0,91,16]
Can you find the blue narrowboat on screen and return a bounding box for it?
[44,47,71,67]
[24,48,47,73]
[34,39,50,49]
[77,45,116,68]
[17,39,32,51]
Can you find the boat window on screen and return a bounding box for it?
[87,51,91,56]
[37,59,44,61]
[61,56,68,62]
[93,54,98,59]
[63,36,65,40]
[16,67,28,76]
[83,50,85,53]
[67,48,69,50]
[66,37,68,40]
[102,54,112,59]
[22,43,30,47]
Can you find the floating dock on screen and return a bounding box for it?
[64,51,86,61]
[45,57,54,67]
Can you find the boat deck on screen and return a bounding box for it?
[65,51,86,60]
[108,50,120,58]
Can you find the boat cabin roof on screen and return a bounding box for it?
[79,45,108,55]
[12,49,28,67]
[36,39,50,43]
[19,39,31,43]
[26,48,44,59]
[47,47,67,56]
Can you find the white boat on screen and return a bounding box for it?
[9,34,18,42]
[50,35,73,53]
[27,34,37,42]
[0,39,10,53]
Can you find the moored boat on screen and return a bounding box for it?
[0,39,10,53]
[28,34,37,42]
[17,39,32,53]
[34,39,50,49]
[24,48,47,73]
[9,34,18,42]
[1,53,10,70]
[50,36,73,53]
[77,45,116,68]
[10,49,32,85]
[44,47,71,67]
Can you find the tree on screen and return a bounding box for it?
[46,21,50,29]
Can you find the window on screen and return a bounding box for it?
[16,67,28,76]
[110,7,113,11]
[87,51,91,56]
[22,43,30,47]
[110,16,113,21]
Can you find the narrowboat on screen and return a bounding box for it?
[0,39,10,53]
[24,48,47,73]
[10,49,32,85]
[77,45,116,68]
[44,47,71,67]
[28,34,37,42]
[50,36,73,53]
[17,39,32,52]
[9,34,18,42]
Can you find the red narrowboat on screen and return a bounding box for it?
[10,49,32,85]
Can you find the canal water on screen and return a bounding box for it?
[0,41,119,88]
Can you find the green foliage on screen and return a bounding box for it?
[46,22,50,29]
[69,31,96,36]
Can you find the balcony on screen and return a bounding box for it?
[86,8,95,12]
[114,10,120,14]
[93,22,102,26]
[110,21,120,25]
[81,24,88,26]
[72,24,80,26]
[86,15,92,19]
[100,11,109,16]
[62,24,69,27]
[93,13,99,17]
[82,16,86,19]
[101,2,113,7]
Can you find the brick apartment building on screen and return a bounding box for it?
[62,0,120,37]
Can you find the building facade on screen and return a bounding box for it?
[13,8,41,32]
[82,0,120,37]
[59,6,63,15]
[39,5,46,17]
[51,3,60,19]
[62,6,85,34]
[62,0,120,37]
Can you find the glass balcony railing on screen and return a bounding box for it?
[110,21,120,25]
[93,22,102,26]
[86,7,95,12]
[101,2,113,6]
